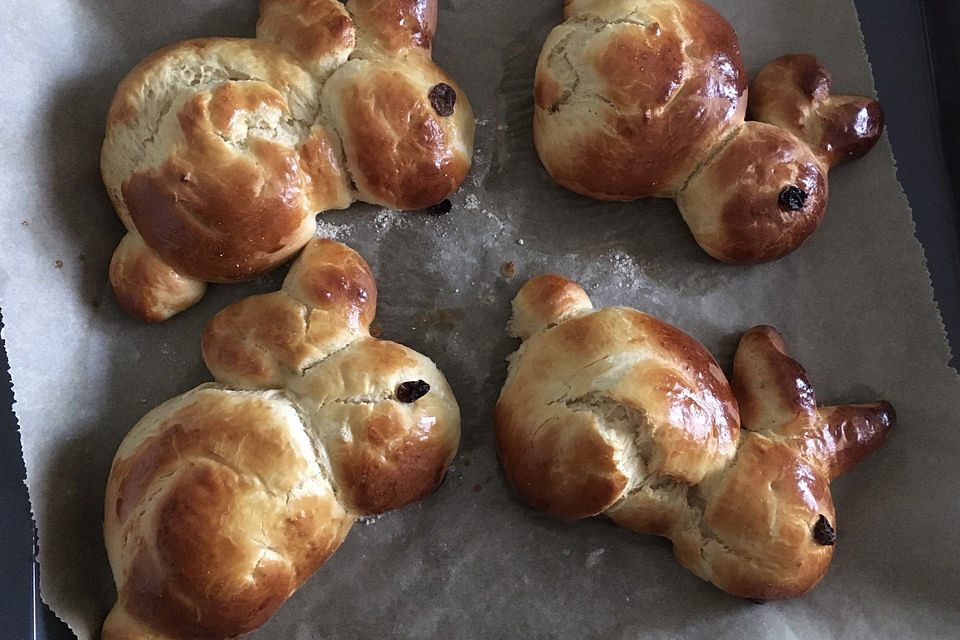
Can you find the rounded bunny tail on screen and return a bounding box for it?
[507,274,593,341]
[749,54,884,167]
[109,232,207,321]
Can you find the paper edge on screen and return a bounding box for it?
[1,302,86,638]
[845,0,959,379]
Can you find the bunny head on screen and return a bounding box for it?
[103,239,460,639]
[678,54,884,263]
[103,0,474,321]
[668,325,893,598]
[497,275,893,599]
[533,1,882,263]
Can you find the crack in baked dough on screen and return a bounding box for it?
[295,333,358,378]
[522,416,558,453]
[541,13,650,115]
[568,11,649,28]
[128,65,301,172]
[283,392,345,509]
[565,391,654,488]
[312,392,391,407]
[676,122,744,195]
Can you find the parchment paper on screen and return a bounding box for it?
[1,0,959,637]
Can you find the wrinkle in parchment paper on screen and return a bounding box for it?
[0,1,958,638]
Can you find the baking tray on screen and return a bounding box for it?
[1,0,957,637]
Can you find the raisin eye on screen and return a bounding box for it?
[425,199,452,216]
[779,185,808,211]
[397,380,431,403]
[812,514,836,546]
[428,83,456,116]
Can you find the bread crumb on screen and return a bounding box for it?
[586,548,605,568]
[55,260,63,268]
[473,484,482,493]
[415,308,464,329]
[20,220,28,226]
[315,219,350,240]
[518,238,524,245]
[501,262,516,278]
[369,322,383,337]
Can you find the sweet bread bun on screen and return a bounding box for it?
[534,0,883,263]
[102,239,460,639]
[496,275,893,599]
[103,0,474,320]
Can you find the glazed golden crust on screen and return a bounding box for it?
[108,233,206,321]
[123,81,319,282]
[257,0,356,77]
[534,0,746,199]
[533,1,882,263]
[749,54,884,167]
[497,276,893,600]
[674,433,835,600]
[202,239,377,388]
[105,388,352,639]
[103,0,473,320]
[678,122,828,263]
[318,382,458,514]
[103,240,460,639]
[347,0,438,53]
[498,277,739,520]
[732,325,893,481]
[506,273,594,340]
[103,38,316,132]
[322,56,473,209]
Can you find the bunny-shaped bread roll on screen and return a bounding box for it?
[496,275,893,599]
[534,0,883,263]
[103,0,474,321]
[102,240,459,639]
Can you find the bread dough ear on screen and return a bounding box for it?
[346,0,439,54]
[750,54,885,167]
[257,0,356,79]
[732,325,894,481]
